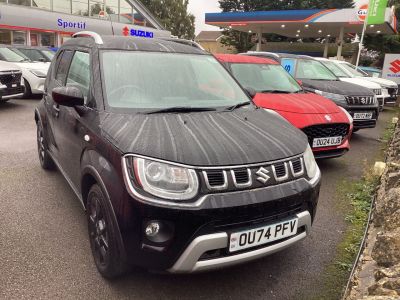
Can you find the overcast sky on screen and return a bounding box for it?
[188,0,221,35]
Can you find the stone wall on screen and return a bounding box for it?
[346,118,400,299]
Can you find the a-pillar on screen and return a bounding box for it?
[336,26,344,60]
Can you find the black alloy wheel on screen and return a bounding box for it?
[87,184,127,278]
[36,121,54,170]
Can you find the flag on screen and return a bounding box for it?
[367,0,388,25]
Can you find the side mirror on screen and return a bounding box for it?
[244,87,257,99]
[52,86,84,107]
[296,79,303,86]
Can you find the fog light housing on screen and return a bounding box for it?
[143,220,174,244]
[145,222,160,237]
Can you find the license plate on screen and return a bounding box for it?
[312,136,342,148]
[353,112,373,120]
[229,218,298,253]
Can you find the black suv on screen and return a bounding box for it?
[244,52,379,131]
[35,32,321,278]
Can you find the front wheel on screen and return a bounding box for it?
[37,121,55,170]
[23,79,32,98]
[87,184,127,279]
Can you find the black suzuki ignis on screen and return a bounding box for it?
[35,32,321,278]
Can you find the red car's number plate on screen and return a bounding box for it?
[312,136,342,148]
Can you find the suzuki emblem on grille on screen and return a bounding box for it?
[325,115,332,122]
[256,167,270,184]
[361,98,366,104]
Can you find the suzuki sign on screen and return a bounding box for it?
[382,54,400,84]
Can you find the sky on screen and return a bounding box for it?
[188,0,221,35]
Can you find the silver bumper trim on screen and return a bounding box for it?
[1,93,24,100]
[168,211,312,273]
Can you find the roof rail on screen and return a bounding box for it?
[72,31,103,45]
[159,37,205,51]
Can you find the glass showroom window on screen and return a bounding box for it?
[0,30,11,45]
[8,0,30,6]
[72,0,89,16]
[32,0,51,10]
[41,33,56,47]
[106,0,119,22]
[53,0,72,13]
[119,0,154,27]
[12,31,26,45]
[89,0,104,17]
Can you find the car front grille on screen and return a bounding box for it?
[302,123,350,145]
[202,156,305,192]
[346,96,375,105]
[372,89,382,95]
[0,71,22,86]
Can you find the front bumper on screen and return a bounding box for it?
[0,84,25,100]
[339,105,378,130]
[120,170,321,272]
[168,211,311,273]
[312,138,350,159]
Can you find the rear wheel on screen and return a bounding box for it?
[36,121,55,170]
[87,184,127,279]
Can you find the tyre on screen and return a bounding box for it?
[87,184,127,279]
[36,121,55,170]
[23,79,32,98]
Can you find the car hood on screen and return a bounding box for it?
[253,92,341,114]
[301,79,375,96]
[0,61,22,72]
[339,77,381,89]
[99,108,308,166]
[14,62,49,71]
[276,110,350,129]
[361,77,398,88]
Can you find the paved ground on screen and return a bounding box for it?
[0,99,395,300]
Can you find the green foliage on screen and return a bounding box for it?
[218,0,354,52]
[140,0,195,39]
[364,34,400,66]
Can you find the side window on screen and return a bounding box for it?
[55,50,73,84]
[66,51,90,100]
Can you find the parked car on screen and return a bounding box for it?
[0,60,25,102]
[331,61,398,105]
[244,52,379,131]
[10,46,55,63]
[215,54,353,159]
[0,46,49,97]
[35,32,321,278]
[314,57,385,110]
[358,66,382,78]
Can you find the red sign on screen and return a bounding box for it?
[122,26,129,36]
[389,59,400,73]
[357,4,368,21]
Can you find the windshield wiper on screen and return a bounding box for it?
[225,101,252,111]
[145,106,217,114]
[261,90,291,94]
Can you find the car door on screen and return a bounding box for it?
[44,49,74,160]
[52,50,92,188]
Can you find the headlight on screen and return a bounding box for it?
[29,69,47,78]
[303,144,318,179]
[134,158,199,200]
[315,90,346,104]
[339,106,353,125]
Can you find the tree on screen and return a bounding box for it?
[140,0,195,39]
[218,0,354,52]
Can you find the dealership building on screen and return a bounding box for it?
[0,0,170,47]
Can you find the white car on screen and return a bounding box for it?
[0,47,48,98]
[0,60,25,102]
[337,62,398,105]
[315,57,385,110]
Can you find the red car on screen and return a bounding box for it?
[215,54,353,159]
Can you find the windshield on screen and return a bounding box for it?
[320,61,349,78]
[101,51,250,110]
[230,63,302,93]
[339,63,366,77]
[41,50,55,60]
[17,49,47,62]
[295,59,337,80]
[0,47,28,62]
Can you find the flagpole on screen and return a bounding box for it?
[355,4,370,69]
